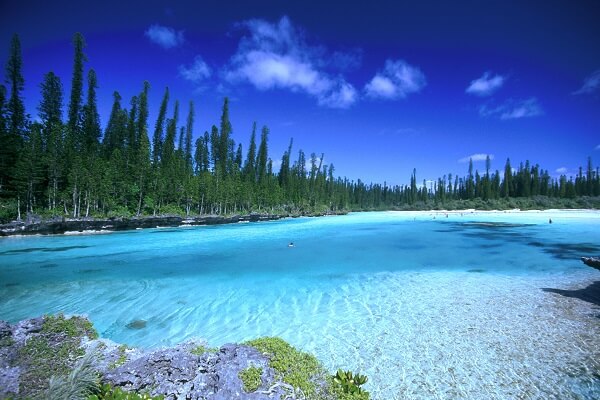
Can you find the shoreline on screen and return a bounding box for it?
[2,208,600,237]
[0,211,347,237]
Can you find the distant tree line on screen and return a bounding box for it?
[0,33,598,222]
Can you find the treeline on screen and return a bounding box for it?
[0,33,598,222]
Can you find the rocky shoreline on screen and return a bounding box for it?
[0,315,355,400]
[0,211,347,237]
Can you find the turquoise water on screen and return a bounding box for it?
[1,210,599,399]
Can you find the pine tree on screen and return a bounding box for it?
[256,125,269,183]
[0,84,8,194]
[103,91,124,156]
[218,98,232,175]
[194,137,205,174]
[503,158,512,198]
[243,122,257,182]
[82,69,100,154]
[2,34,28,197]
[126,96,138,157]
[65,33,86,216]
[38,72,64,210]
[586,157,593,196]
[278,138,293,189]
[135,82,151,216]
[185,101,194,170]
[14,123,44,218]
[6,34,27,140]
[210,125,219,171]
[0,85,7,135]
[67,33,86,145]
[235,143,243,170]
[38,72,63,130]
[152,87,169,165]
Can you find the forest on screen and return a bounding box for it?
[0,33,599,223]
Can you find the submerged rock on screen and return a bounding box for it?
[125,319,147,330]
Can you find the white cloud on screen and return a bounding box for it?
[479,98,543,120]
[179,56,211,83]
[573,69,600,95]
[596,144,600,150]
[365,60,426,100]
[555,167,568,174]
[458,153,494,163]
[145,24,184,49]
[224,16,358,109]
[466,72,506,96]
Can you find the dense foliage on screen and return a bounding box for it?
[238,365,263,393]
[0,33,598,223]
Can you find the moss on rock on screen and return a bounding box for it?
[16,314,97,398]
[244,337,323,398]
[238,365,263,393]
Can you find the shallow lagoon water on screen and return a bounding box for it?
[1,210,599,399]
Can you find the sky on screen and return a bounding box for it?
[1,0,599,186]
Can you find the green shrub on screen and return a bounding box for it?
[16,314,99,397]
[108,345,130,369]
[42,313,99,339]
[190,344,219,356]
[244,337,322,398]
[106,206,134,218]
[238,365,262,393]
[88,384,164,400]
[0,198,17,223]
[46,351,99,400]
[332,369,369,399]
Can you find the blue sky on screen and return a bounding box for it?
[1,0,599,185]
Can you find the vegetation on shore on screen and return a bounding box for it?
[2,314,370,400]
[1,33,599,224]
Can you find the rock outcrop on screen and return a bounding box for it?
[581,256,600,271]
[0,214,285,237]
[102,343,285,400]
[0,316,309,400]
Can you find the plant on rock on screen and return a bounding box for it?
[332,369,369,399]
[238,365,263,393]
[88,383,164,400]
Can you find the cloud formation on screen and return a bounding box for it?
[573,69,600,95]
[458,153,494,163]
[224,16,358,108]
[595,144,600,150]
[555,167,568,174]
[145,24,184,49]
[179,56,211,83]
[364,60,426,99]
[466,72,506,96]
[479,98,543,120]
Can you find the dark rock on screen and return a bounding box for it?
[0,316,320,400]
[581,256,600,271]
[12,317,44,344]
[0,321,11,339]
[0,366,20,398]
[0,214,289,237]
[104,343,284,400]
